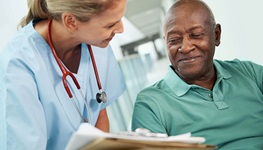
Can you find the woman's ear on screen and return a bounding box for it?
[61,12,78,32]
[215,23,221,46]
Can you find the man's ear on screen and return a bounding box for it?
[215,23,221,46]
[61,12,78,32]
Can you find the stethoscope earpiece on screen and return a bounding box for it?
[96,90,107,103]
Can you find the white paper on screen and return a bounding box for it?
[65,123,206,150]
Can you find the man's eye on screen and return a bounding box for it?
[190,33,204,38]
[107,24,115,28]
[168,38,180,44]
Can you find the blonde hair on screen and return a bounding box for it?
[18,0,118,28]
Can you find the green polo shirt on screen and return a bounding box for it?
[132,59,263,150]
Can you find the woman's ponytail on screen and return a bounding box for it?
[18,0,49,29]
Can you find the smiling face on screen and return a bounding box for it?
[76,0,127,48]
[164,1,221,83]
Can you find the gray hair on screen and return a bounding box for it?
[164,0,216,31]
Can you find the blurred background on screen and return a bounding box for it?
[1,0,263,133]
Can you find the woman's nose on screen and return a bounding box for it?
[114,21,124,34]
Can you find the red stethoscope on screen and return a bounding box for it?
[47,19,107,123]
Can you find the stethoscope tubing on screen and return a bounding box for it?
[47,19,103,123]
[47,20,81,98]
[87,44,103,90]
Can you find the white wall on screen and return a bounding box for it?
[1,0,263,65]
[205,0,263,65]
[0,1,28,50]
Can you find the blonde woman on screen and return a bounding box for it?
[0,0,127,149]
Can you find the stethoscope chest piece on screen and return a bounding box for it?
[96,90,107,103]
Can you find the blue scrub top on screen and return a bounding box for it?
[0,20,126,150]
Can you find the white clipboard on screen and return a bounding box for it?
[65,123,216,150]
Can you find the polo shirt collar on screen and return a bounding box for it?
[163,60,232,97]
[213,60,232,80]
[164,66,191,97]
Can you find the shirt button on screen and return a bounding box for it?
[208,94,213,98]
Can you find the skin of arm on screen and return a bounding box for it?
[95,108,109,132]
